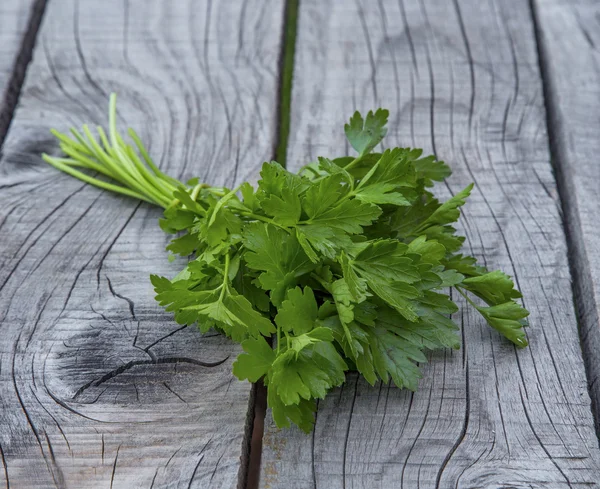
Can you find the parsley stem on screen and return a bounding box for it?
[412,222,431,235]
[208,184,243,227]
[81,124,140,188]
[208,188,226,197]
[298,164,321,178]
[344,153,365,171]
[69,128,94,153]
[50,128,89,155]
[127,127,181,188]
[42,154,155,204]
[219,253,231,300]
[276,324,281,355]
[85,124,171,207]
[44,94,185,209]
[310,272,332,292]
[352,159,380,192]
[190,183,203,202]
[50,152,119,180]
[239,212,291,233]
[455,286,479,308]
[165,185,222,215]
[120,136,176,196]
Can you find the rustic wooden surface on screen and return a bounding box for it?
[532,0,600,430]
[0,0,42,140]
[3,0,600,488]
[0,0,284,487]
[260,0,600,487]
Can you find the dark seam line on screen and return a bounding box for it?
[0,0,49,150]
[273,0,299,167]
[240,382,260,489]
[243,1,301,488]
[527,0,600,446]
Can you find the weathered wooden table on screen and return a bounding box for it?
[1,0,600,487]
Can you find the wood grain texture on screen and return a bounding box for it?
[0,0,43,140]
[0,0,284,487]
[531,0,600,432]
[259,0,600,487]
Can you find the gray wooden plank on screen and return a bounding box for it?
[0,0,42,139]
[0,0,285,487]
[531,0,600,432]
[259,0,600,487]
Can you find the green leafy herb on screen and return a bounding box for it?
[42,94,530,433]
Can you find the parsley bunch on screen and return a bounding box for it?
[43,95,529,432]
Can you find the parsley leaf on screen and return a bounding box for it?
[275,286,319,335]
[345,109,389,156]
[243,223,314,306]
[151,266,275,342]
[304,198,381,234]
[271,338,347,405]
[474,301,529,347]
[233,336,275,382]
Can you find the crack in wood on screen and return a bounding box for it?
[71,356,229,401]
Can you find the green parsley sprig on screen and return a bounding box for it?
[42,94,529,432]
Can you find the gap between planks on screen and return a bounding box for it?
[0,0,47,148]
[245,0,301,486]
[528,0,600,445]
